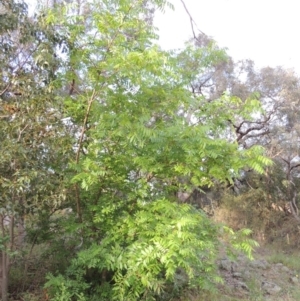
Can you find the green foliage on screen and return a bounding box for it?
[0,0,71,216]
[0,0,274,300]
[46,199,221,300]
[0,2,74,300]
[222,226,259,260]
[42,0,271,300]
[45,275,89,301]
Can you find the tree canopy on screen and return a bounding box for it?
[3,1,295,300]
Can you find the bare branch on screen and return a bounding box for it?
[0,83,11,96]
[290,163,300,171]
[237,124,265,142]
[289,192,300,221]
[239,130,270,143]
[179,0,207,41]
[17,125,29,142]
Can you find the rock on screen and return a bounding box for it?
[232,272,242,278]
[242,270,252,280]
[219,259,233,271]
[290,276,299,284]
[231,261,238,272]
[274,263,290,272]
[261,281,282,295]
[237,254,248,262]
[250,259,269,270]
[275,263,283,268]
[282,266,290,272]
[237,281,249,291]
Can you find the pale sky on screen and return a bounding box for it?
[155,0,300,73]
[25,0,300,73]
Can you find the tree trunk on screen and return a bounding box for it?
[17,196,26,248]
[17,215,26,248]
[2,250,8,301]
[0,214,8,301]
[0,213,13,301]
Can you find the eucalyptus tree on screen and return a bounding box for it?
[0,1,73,299]
[228,65,300,208]
[184,34,300,223]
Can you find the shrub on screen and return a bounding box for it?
[45,199,222,301]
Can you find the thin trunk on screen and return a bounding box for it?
[289,191,300,221]
[74,89,97,222]
[22,235,37,291]
[9,215,14,251]
[2,250,8,301]
[0,214,8,301]
[17,196,26,247]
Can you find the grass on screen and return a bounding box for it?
[245,277,264,301]
[172,291,243,301]
[291,288,300,300]
[267,249,300,272]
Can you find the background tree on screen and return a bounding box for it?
[0,1,73,299]
[184,34,300,239]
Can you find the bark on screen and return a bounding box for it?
[2,250,8,301]
[0,214,14,301]
[0,214,8,301]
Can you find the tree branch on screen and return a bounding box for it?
[179,0,207,42]
[74,89,97,222]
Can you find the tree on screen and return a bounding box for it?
[40,1,270,300]
[187,33,300,230]
[0,1,73,299]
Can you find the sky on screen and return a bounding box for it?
[24,0,300,73]
[155,0,300,73]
